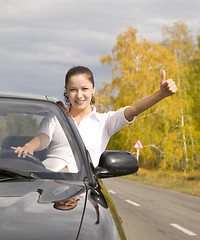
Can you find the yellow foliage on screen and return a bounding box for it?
[97,23,200,172]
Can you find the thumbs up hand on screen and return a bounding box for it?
[160,70,177,97]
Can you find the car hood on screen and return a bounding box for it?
[0,179,87,240]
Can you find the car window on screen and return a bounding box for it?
[0,98,86,181]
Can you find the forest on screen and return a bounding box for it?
[96,21,200,172]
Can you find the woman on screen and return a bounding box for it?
[12,66,177,172]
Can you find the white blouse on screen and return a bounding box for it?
[39,107,134,172]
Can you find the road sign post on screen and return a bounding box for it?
[133,139,144,162]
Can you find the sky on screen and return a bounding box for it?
[0,0,199,101]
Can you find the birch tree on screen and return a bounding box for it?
[162,21,197,171]
[97,27,181,169]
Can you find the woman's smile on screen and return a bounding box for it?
[75,99,85,105]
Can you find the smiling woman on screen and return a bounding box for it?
[62,65,177,168]
[11,65,177,171]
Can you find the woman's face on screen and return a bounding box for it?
[66,74,95,112]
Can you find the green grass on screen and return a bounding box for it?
[123,168,200,197]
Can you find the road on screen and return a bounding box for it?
[103,178,200,240]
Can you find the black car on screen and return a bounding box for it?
[0,92,138,240]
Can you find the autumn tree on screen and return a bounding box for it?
[97,27,182,170]
[162,21,199,171]
[187,33,200,170]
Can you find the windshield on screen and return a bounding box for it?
[0,97,87,181]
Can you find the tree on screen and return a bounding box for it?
[187,33,200,170]
[97,27,182,170]
[162,21,199,171]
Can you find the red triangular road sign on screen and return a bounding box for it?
[133,139,144,149]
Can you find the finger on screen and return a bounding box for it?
[22,149,28,158]
[12,146,21,154]
[170,84,177,94]
[167,84,177,94]
[17,149,23,158]
[16,147,25,158]
[166,79,177,90]
[161,70,166,84]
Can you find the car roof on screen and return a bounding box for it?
[0,91,59,103]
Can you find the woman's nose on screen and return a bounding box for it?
[77,90,83,98]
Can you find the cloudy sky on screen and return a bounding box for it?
[0,0,199,101]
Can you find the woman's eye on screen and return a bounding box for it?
[83,88,89,91]
[70,89,76,92]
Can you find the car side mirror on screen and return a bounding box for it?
[95,150,138,178]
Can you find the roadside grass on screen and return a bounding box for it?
[123,168,200,197]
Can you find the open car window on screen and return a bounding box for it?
[0,98,87,181]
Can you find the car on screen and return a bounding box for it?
[0,92,138,240]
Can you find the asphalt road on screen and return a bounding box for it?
[103,178,200,240]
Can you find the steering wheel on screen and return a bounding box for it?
[0,149,44,167]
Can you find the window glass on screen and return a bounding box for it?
[0,98,84,180]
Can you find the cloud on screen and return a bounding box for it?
[0,0,199,100]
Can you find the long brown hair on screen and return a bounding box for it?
[56,101,70,115]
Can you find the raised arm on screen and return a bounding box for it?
[124,70,177,122]
[11,133,50,158]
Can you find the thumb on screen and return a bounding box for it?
[161,70,166,84]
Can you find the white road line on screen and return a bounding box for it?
[108,190,116,194]
[118,195,124,200]
[125,199,141,207]
[170,224,197,236]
